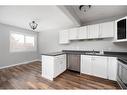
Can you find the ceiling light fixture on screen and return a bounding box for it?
[29,21,38,30]
[79,5,91,12]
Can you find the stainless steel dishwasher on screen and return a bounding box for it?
[67,54,80,72]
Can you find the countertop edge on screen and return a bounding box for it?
[41,51,127,64]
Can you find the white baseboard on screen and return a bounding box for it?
[0,59,41,70]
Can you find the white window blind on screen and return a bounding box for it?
[10,31,37,52]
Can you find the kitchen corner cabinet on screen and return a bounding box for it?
[113,16,127,42]
[59,30,70,44]
[100,21,114,38]
[88,24,100,39]
[42,54,66,81]
[81,55,117,81]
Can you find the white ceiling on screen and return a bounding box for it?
[0,6,78,32]
[0,6,127,32]
[71,5,127,24]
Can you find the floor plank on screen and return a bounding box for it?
[0,61,121,89]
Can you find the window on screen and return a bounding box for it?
[25,36,35,49]
[10,31,37,52]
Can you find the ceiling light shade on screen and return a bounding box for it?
[79,5,91,12]
[29,21,38,30]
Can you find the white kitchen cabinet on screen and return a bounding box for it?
[59,30,70,44]
[88,24,99,39]
[42,55,54,81]
[99,21,114,38]
[54,54,66,78]
[69,26,88,40]
[77,26,88,39]
[81,55,92,75]
[107,57,117,81]
[92,56,107,79]
[42,54,66,81]
[81,55,107,79]
[69,28,78,40]
[59,21,115,44]
[113,16,127,42]
[81,55,118,80]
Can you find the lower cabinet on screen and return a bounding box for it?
[107,57,117,81]
[81,55,117,81]
[54,54,66,78]
[81,55,92,75]
[42,54,66,81]
[92,56,107,79]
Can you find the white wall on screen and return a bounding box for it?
[0,23,40,68]
[39,29,127,54]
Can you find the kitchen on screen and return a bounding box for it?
[41,10,127,89]
[0,5,127,90]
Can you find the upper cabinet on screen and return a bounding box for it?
[77,26,88,39]
[100,21,114,38]
[88,24,100,39]
[114,16,127,42]
[69,28,78,40]
[69,26,88,40]
[59,30,70,44]
[59,20,116,44]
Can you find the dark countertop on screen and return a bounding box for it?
[41,50,127,64]
[41,51,65,56]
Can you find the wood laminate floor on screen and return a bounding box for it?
[0,61,120,89]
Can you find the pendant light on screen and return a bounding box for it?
[29,21,38,30]
[79,5,91,12]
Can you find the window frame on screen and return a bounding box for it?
[10,31,37,53]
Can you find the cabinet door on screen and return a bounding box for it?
[100,21,114,38]
[69,28,78,40]
[77,26,88,39]
[81,55,92,75]
[116,18,126,40]
[54,56,61,78]
[107,57,117,81]
[54,54,66,78]
[88,24,99,39]
[59,30,70,44]
[92,56,107,79]
[59,54,66,73]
